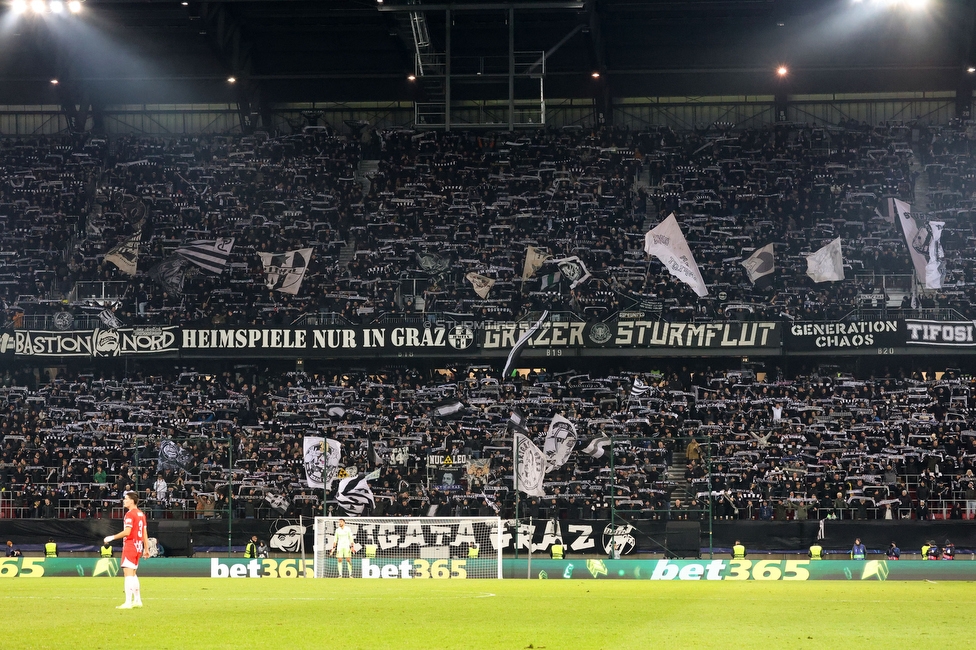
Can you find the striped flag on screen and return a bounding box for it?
[502,310,548,378]
[98,309,123,330]
[175,237,235,274]
[539,271,561,291]
[630,377,651,398]
[581,436,611,459]
[336,475,375,515]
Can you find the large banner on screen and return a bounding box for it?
[7,327,179,357]
[905,320,976,347]
[785,320,902,351]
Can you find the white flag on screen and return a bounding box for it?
[894,198,928,282]
[259,248,314,295]
[925,221,945,289]
[304,437,341,490]
[465,272,495,299]
[175,238,234,274]
[522,246,551,280]
[514,432,546,497]
[336,475,375,515]
[103,232,141,276]
[581,437,611,459]
[740,243,775,284]
[543,414,577,473]
[644,213,708,297]
[806,237,845,283]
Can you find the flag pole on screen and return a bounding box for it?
[513,433,520,561]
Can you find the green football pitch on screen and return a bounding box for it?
[2,578,971,650]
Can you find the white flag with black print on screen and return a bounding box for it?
[304,436,341,489]
[175,237,235,274]
[522,246,551,280]
[98,309,123,330]
[805,237,845,283]
[543,414,577,473]
[924,220,946,290]
[554,256,591,289]
[740,243,775,285]
[258,247,314,295]
[581,436,611,459]
[502,310,549,378]
[264,492,291,515]
[465,272,496,299]
[103,231,141,276]
[335,475,375,515]
[644,213,708,297]
[513,432,546,498]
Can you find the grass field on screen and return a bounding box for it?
[3,578,972,650]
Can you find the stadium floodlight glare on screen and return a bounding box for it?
[777,66,789,77]
[591,71,601,78]
[50,78,58,84]
[30,0,47,13]
[407,74,416,81]
[50,0,63,12]
[12,0,28,13]
[968,67,976,73]
[227,76,236,83]
[67,0,80,12]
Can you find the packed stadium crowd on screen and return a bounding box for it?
[1,363,975,523]
[2,119,976,330]
[3,121,976,525]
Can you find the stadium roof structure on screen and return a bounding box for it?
[0,0,974,108]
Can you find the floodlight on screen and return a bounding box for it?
[67,0,81,12]
[50,0,63,13]
[968,67,976,74]
[30,0,47,13]
[50,78,58,84]
[591,71,601,79]
[12,0,28,13]
[227,76,236,83]
[777,66,789,77]
[407,74,416,81]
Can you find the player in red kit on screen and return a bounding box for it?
[103,491,149,609]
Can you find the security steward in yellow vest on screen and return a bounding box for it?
[550,541,564,559]
[100,543,113,558]
[244,535,258,559]
[808,543,824,560]
[44,539,58,557]
[731,541,746,559]
[467,543,479,559]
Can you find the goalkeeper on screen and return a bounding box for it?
[330,518,356,578]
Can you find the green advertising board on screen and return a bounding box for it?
[3,557,975,580]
